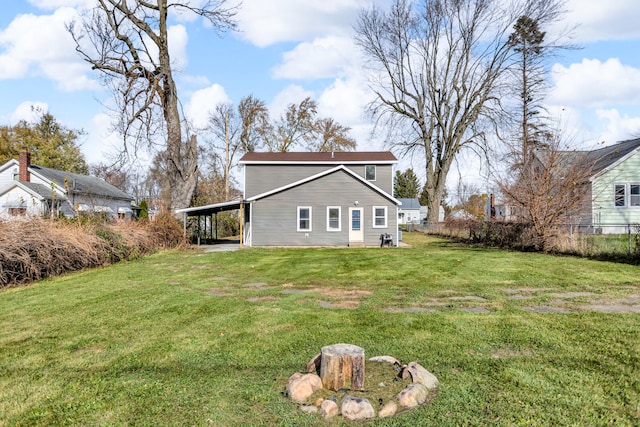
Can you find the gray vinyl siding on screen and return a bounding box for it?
[244,164,394,198]
[250,170,397,246]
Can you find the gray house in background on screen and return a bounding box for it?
[239,151,400,247]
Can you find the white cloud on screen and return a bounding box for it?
[83,113,123,164]
[185,84,230,129]
[0,7,98,91]
[27,0,93,10]
[317,77,371,126]
[595,109,640,144]
[236,0,368,47]
[272,36,361,80]
[561,0,640,43]
[268,85,315,120]
[549,58,640,108]
[10,101,50,124]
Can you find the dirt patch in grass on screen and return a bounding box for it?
[310,288,373,298]
[491,348,533,358]
[318,299,361,309]
[247,296,281,302]
[207,288,235,296]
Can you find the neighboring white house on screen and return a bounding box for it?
[0,150,135,220]
[485,138,640,233]
[397,198,423,225]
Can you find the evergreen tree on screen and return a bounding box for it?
[394,168,419,198]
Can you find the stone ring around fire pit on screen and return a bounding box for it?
[285,343,439,420]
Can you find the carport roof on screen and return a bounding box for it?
[175,199,243,216]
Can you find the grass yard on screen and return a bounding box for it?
[0,233,638,426]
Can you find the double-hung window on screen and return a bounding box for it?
[372,206,387,228]
[297,207,312,231]
[327,206,341,231]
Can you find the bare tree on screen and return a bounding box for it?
[499,131,594,251]
[268,97,318,152]
[309,118,357,152]
[354,0,566,224]
[68,0,236,211]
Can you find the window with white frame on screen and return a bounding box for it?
[614,183,640,207]
[326,206,341,231]
[365,165,376,181]
[297,206,312,231]
[372,206,387,228]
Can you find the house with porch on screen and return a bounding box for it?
[177,151,400,247]
[0,150,135,220]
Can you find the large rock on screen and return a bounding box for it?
[341,395,376,420]
[286,372,323,404]
[369,355,401,365]
[320,399,339,419]
[397,383,429,409]
[378,400,398,418]
[404,361,439,390]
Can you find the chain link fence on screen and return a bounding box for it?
[404,220,640,259]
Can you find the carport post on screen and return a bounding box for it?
[183,212,187,240]
[240,202,244,248]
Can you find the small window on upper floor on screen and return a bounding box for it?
[365,165,376,181]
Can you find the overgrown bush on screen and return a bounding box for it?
[0,216,185,289]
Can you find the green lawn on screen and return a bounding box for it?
[1,233,638,426]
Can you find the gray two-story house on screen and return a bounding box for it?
[239,151,400,247]
[178,151,400,247]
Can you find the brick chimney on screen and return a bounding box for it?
[19,148,31,182]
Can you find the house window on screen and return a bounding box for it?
[373,206,387,228]
[297,206,312,231]
[365,165,376,181]
[630,184,640,207]
[327,206,341,231]
[614,184,626,207]
[8,207,26,216]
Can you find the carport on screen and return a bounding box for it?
[175,200,248,247]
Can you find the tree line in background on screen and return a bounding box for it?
[5,0,622,252]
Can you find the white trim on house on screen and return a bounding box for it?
[326,206,341,232]
[175,199,244,214]
[297,206,312,232]
[372,205,388,228]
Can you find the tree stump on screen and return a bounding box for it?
[319,344,365,391]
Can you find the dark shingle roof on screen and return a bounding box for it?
[239,151,397,163]
[21,182,61,200]
[535,138,640,178]
[30,165,133,201]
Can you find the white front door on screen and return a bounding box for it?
[349,207,364,243]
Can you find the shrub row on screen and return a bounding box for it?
[0,213,184,289]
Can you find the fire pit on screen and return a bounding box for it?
[285,343,439,420]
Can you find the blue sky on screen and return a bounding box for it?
[1,0,640,190]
